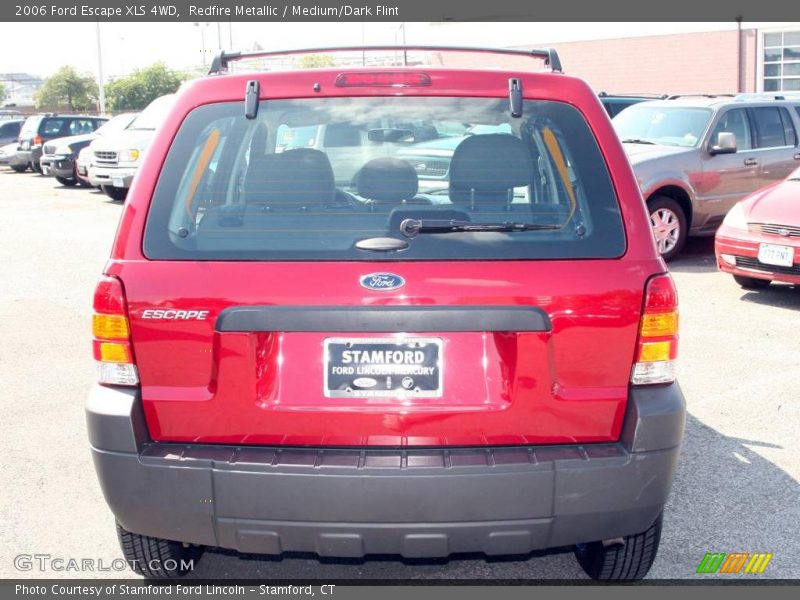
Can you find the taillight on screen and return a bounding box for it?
[334,72,432,87]
[33,135,43,146]
[92,275,138,386]
[631,274,679,385]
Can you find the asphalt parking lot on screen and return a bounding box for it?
[1,170,798,581]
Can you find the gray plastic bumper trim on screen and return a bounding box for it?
[86,382,685,557]
[216,305,552,333]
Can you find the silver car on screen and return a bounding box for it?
[613,95,800,259]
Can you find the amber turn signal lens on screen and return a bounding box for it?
[640,311,678,338]
[638,341,672,363]
[92,314,130,340]
[98,342,132,363]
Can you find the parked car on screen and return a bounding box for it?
[598,93,666,118]
[0,109,23,120]
[39,112,136,186]
[87,46,685,581]
[395,124,512,191]
[0,119,23,146]
[88,95,174,201]
[0,142,18,165]
[715,166,800,288]
[612,95,800,260]
[9,114,107,173]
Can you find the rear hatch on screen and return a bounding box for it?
[109,73,658,447]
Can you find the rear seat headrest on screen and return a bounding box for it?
[355,157,419,203]
[244,148,336,208]
[449,134,534,206]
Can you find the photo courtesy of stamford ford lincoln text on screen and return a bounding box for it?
[0,0,798,597]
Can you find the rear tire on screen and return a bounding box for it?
[11,164,27,173]
[103,185,128,202]
[574,512,663,581]
[116,522,202,579]
[31,161,42,174]
[55,175,77,187]
[733,275,771,289]
[648,196,687,262]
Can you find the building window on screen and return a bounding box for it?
[764,31,800,92]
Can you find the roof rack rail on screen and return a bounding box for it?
[666,94,736,100]
[733,92,800,101]
[208,45,562,75]
[598,92,669,99]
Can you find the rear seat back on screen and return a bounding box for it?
[449,134,534,209]
[355,157,419,207]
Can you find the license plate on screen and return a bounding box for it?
[41,166,49,175]
[112,177,125,188]
[757,243,794,267]
[324,338,442,398]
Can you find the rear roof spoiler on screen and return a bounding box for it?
[208,45,562,75]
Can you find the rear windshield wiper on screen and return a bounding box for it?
[400,218,562,238]
[621,138,656,145]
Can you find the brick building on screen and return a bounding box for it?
[436,26,800,97]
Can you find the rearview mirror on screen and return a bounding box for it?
[710,131,737,155]
[367,128,416,144]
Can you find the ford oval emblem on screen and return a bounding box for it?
[360,272,405,291]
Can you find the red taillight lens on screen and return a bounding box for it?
[631,274,679,385]
[335,72,432,88]
[33,135,43,146]
[92,275,138,386]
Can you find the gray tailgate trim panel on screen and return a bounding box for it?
[216,305,552,333]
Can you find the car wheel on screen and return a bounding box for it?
[10,164,28,173]
[733,275,771,289]
[31,161,42,174]
[103,186,128,202]
[116,522,202,579]
[55,176,78,187]
[574,512,663,581]
[648,196,687,261]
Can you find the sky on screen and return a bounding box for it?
[0,21,798,80]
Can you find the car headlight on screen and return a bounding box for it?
[722,202,748,230]
[119,149,140,163]
[55,145,72,155]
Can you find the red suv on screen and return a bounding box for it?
[87,46,685,581]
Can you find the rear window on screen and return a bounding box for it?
[144,97,625,261]
[40,119,66,136]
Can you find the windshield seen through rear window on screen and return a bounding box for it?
[144,97,625,261]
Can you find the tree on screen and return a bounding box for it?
[0,81,6,102]
[35,66,98,111]
[299,54,336,69]
[105,63,191,112]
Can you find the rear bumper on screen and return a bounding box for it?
[87,383,685,558]
[8,150,30,167]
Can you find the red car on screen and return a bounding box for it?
[716,167,800,288]
[87,46,685,580]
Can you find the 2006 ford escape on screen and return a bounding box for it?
[87,46,686,580]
